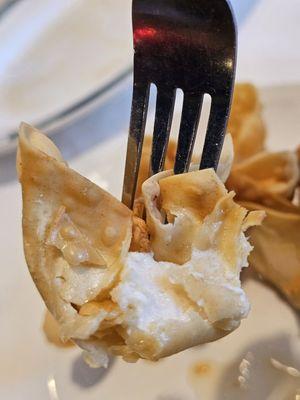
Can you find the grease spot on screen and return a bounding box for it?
[191,361,211,377]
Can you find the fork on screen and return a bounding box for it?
[122,0,237,209]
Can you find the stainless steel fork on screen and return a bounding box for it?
[122,0,237,209]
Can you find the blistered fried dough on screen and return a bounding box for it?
[228,83,266,161]
[241,201,300,309]
[227,150,299,204]
[143,169,264,265]
[113,171,263,360]
[144,169,226,264]
[133,133,234,219]
[19,123,263,367]
[140,135,234,264]
[18,122,132,339]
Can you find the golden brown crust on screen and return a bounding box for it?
[143,168,263,266]
[43,310,74,347]
[225,85,300,310]
[18,122,132,334]
[129,216,150,253]
[241,201,300,309]
[229,148,300,309]
[227,150,299,204]
[228,83,266,161]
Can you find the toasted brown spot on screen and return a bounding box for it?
[192,362,211,376]
[79,300,117,316]
[130,216,151,253]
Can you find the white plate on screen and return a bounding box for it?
[0,0,260,155]
[1,84,300,400]
[0,0,132,152]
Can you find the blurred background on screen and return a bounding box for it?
[1,1,300,399]
[0,0,299,179]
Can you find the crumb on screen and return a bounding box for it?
[130,216,151,252]
[191,362,211,376]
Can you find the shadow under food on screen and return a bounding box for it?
[0,150,18,184]
[216,334,300,400]
[71,354,115,389]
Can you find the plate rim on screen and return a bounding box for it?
[0,0,133,155]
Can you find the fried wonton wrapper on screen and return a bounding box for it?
[18,123,132,341]
[134,134,234,217]
[240,201,300,309]
[227,150,299,204]
[225,84,300,309]
[228,83,266,162]
[227,147,300,309]
[18,123,262,367]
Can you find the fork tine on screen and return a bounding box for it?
[200,93,231,171]
[122,81,150,209]
[150,86,176,176]
[174,91,204,174]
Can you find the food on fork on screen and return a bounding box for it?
[17,122,263,368]
[134,86,300,313]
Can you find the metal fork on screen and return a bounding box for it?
[122,0,237,209]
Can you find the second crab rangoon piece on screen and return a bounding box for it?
[225,82,300,309]
[18,123,263,368]
[240,200,300,309]
[227,150,299,204]
[227,143,300,309]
